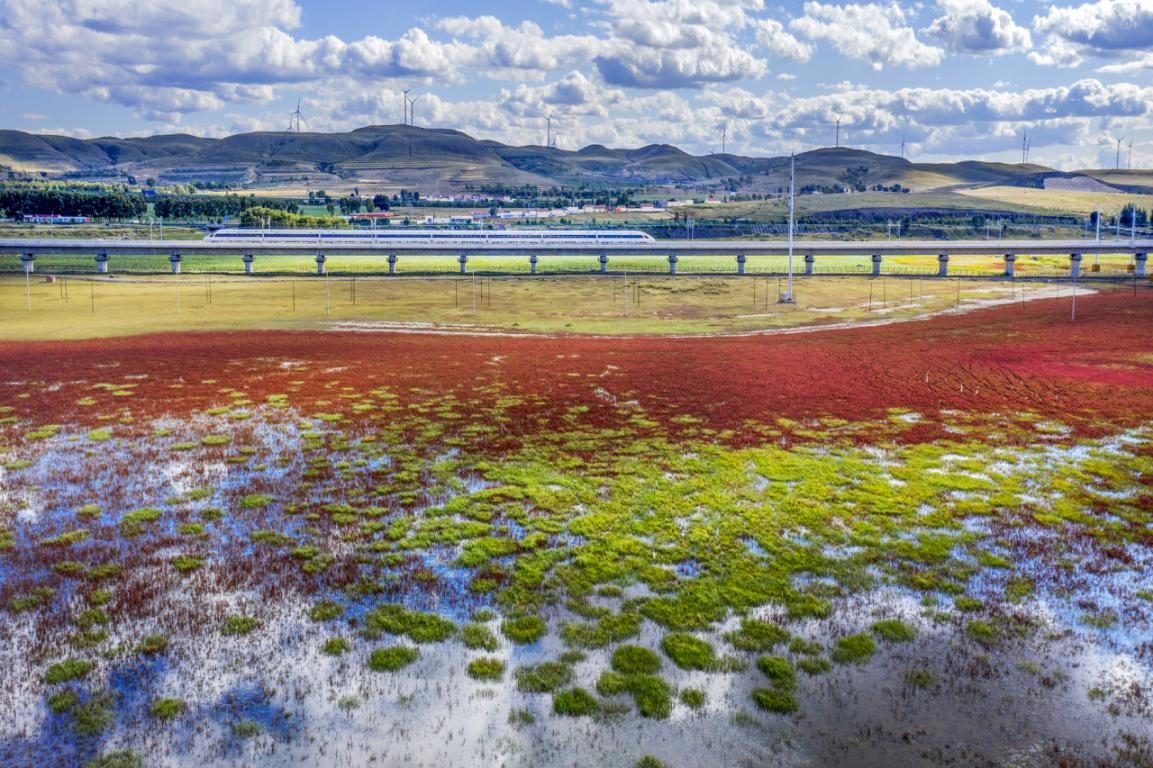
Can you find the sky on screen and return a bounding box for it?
[1,0,1151,169]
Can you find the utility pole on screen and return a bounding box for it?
[783,152,795,303]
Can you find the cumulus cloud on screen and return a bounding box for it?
[1031,0,1153,67]
[436,16,603,77]
[499,72,627,117]
[591,0,770,87]
[925,0,1032,54]
[754,19,813,61]
[791,2,945,70]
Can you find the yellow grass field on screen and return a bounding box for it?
[0,274,1091,341]
[957,186,1153,216]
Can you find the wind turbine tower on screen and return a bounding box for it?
[288,97,306,133]
[407,93,423,127]
[543,113,554,148]
[402,88,411,126]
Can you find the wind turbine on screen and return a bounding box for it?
[407,93,423,127]
[720,124,727,155]
[1128,136,1134,170]
[899,131,906,160]
[402,88,411,126]
[288,97,306,133]
[835,118,840,149]
[542,113,554,148]
[1116,135,1123,171]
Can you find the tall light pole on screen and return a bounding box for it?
[783,152,795,303]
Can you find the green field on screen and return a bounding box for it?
[1,249,1140,278]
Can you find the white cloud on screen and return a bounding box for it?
[791,2,945,70]
[754,19,813,61]
[591,0,770,87]
[1032,0,1153,67]
[925,0,1032,54]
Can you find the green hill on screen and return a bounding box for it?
[0,124,1142,200]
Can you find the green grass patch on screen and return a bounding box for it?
[221,615,260,636]
[461,623,499,651]
[871,619,918,643]
[308,600,344,622]
[8,586,54,612]
[679,688,707,709]
[364,604,455,643]
[752,687,798,714]
[466,657,506,681]
[171,554,204,573]
[516,661,574,693]
[552,687,599,717]
[611,645,662,675]
[726,618,789,652]
[756,656,796,690]
[118,508,162,537]
[83,751,142,768]
[660,633,717,670]
[322,637,351,656]
[44,658,94,684]
[138,634,168,655]
[368,645,419,672]
[831,633,876,664]
[48,689,80,714]
[501,614,547,644]
[149,698,184,720]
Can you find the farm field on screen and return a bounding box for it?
[1,287,1151,768]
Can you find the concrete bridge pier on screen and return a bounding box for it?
[1003,253,1016,278]
[1069,253,1082,279]
[242,252,254,275]
[20,252,34,274]
[315,254,326,275]
[1136,252,1148,278]
[599,253,608,273]
[668,254,678,275]
[804,253,814,275]
[937,253,949,277]
[736,253,746,275]
[169,253,182,274]
[458,254,468,274]
[529,254,538,274]
[871,253,882,276]
[95,251,109,274]
[388,254,398,275]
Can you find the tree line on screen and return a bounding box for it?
[0,185,146,220]
[152,194,299,220]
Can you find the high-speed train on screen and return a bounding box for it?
[204,228,656,244]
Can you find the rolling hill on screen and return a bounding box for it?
[0,125,1145,199]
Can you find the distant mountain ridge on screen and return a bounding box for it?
[0,124,1138,195]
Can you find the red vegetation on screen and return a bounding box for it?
[2,291,1152,445]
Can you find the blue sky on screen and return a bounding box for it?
[1,0,1151,169]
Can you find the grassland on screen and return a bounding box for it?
[0,273,1110,340]
[957,186,1153,216]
